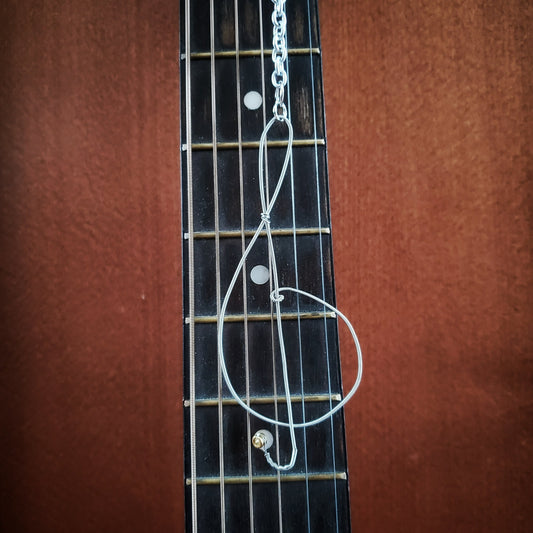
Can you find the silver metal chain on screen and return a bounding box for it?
[271,0,288,120]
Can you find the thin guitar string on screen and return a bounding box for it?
[218,0,363,469]
[283,10,312,531]
[184,0,198,531]
[257,0,283,525]
[256,1,297,474]
[260,0,297,474]
[209,1,226,530]
[259,0,283,533]
[232,1,255,531]
[261,0,285,519]
[306,0,339,528]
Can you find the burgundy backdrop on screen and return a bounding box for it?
[1,1,531,532]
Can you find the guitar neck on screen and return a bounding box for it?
[180,1,351,531]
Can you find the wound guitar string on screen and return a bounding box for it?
[217,0,363,472]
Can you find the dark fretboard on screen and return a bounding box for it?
[180,1,351,531]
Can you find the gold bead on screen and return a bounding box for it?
[252,432,266,449]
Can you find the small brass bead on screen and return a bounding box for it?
[252,432,266,449]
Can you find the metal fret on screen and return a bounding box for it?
[187,472,346,486]
[184,393,342,408]
[183,138,325,151]
[185,310,336,324]
[184,227,330,240]
[184,47,320,60]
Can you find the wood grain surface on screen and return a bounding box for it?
[1,1,531,532]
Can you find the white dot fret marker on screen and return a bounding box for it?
[250,265,269,285]
[244,91,262,110]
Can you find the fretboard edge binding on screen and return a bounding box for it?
[186,472,347,486]
[182,47,320,60]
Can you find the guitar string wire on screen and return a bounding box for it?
[209,1,227,530]
[232,1,255,530]
[257,1,297,474]
[218,0,363,471]
[260,0,285,520]
[184,0,198,530]
[257,0,296,476]
[305,0,340,528]
[257,0,284,526]
[284,8,312,531]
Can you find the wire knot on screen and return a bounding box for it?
[261,212,271,224]
[270,291,284,303]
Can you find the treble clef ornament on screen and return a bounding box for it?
[217,0,363,471]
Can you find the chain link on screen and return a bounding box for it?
[271,0,288,120]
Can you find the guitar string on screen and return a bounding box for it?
[209,1,226,530]
[306,0,340,529]
[184,0,198,531]
[259,0,297,474]
[218,0,363,467]
[272,0,288,533]
[259,0,285,524]
[256,0,284,527]
[231,1,255,531]
[284,7,312,531]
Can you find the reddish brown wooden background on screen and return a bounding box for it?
[1,1,531,532]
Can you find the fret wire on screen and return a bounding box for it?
[186,47,320,60]
[232,1,254,531]
[209,1,226,529]
[184,393,343,408]
[184,1,198,531]
[307,0,340,530]
[187,472,347,486]
[185,310,336,324]
[187,227,330,240]
[186,139,325,151]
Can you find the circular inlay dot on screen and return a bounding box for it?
[250,264,270,285]
[243,91,263,110]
